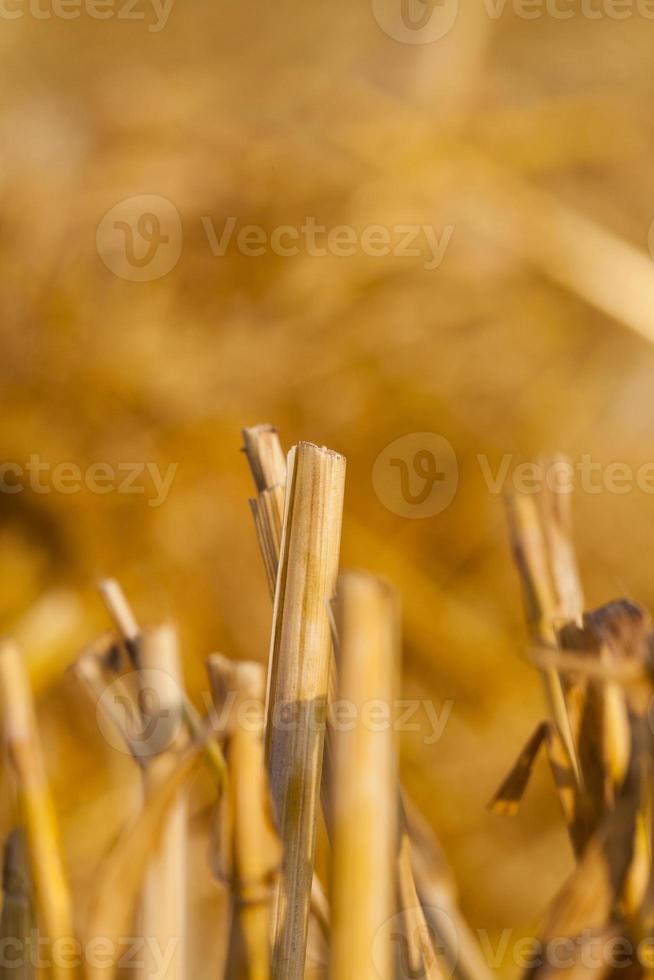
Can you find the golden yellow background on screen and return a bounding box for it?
[3,0,654,972]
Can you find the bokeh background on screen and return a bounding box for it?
[3,0,654,974]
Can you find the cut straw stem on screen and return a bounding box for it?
[265,442,346,980]
[243,428,340,836]
[0,638,75,980]
[208,655,280,980]
[137,624,187,980]
[329,571,398,980]
[243,425,454,976]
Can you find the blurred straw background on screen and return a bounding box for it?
[2,1,654,974]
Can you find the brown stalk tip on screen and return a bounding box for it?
[97,578,140,643]
[242,423,278,437]
[583,599,650,656]
[242,424,287,493]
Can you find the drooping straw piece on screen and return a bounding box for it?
[265,441,346,980]
[208,655,281,980]
[0,829,35,980]
[329,571,399,980]
[137,624,188,980]
[489,720,585,855]
[0,638,75,980]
